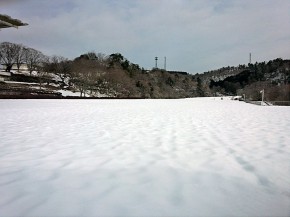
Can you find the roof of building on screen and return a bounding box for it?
[0,14,28,29]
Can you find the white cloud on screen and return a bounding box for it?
[0,0,23,6]
[1,0,289,72]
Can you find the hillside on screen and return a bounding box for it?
[0,61,200,99]
[0,42,201,99]
[0,42,289,101]
[206,58,290,101]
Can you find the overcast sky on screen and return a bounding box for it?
[1,0,289,73]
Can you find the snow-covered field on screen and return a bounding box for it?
[0,98,289,216]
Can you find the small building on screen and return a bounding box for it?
[0,71,11,81]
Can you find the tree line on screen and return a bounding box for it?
[0,42,200,98]
[1,41,289,100]
[209,59,290,101]
[0,42,45,74]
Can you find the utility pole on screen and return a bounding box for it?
[249,53,252,64]
[164,56,166,71]
[260,89,264,104]
[155,57,158,69]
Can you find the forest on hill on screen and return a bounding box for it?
[205,58,290,101]
[0,41,289,101]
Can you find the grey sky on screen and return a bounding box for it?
[1,0,289,73]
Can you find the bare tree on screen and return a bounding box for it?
[0,42,19,72]
[45,56,72,87]
[35,56,50,89]
[14,44,26,72]
[96,52,108,66]
[86,52,97,60]
[71,59,104,97]
[24,47,45,76]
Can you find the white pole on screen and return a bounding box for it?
[260,89,264,105]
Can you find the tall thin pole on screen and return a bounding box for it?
[164,56,166,71]
[249,53,252,64]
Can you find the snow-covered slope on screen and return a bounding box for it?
[0,98,289,216]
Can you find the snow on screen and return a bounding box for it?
[4,81,39,85]
[0,71,11,76]
[57,89,109,97]
[57,89,82,97]
[0,98,289,216]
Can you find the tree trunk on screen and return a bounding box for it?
[16,63,21,72]
[5,64,12,72]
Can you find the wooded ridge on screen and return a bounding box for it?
[0,42,289,101]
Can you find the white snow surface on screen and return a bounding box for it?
[57,89,109,98]
[57,89,82,97]
[0,98,289,216]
